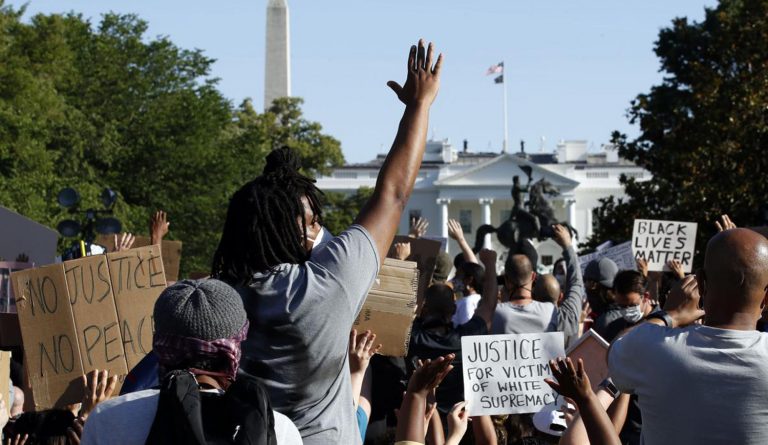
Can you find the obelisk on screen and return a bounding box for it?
[264,0,291,110]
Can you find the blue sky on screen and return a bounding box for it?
[10,0,718,163]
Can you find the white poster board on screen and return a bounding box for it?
[579,241,637,275]
[632,219,697,272]
[461,332,564,416]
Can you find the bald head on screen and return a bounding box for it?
[505,254,534,286]
[703,228,768,314]
[534,274,561,305]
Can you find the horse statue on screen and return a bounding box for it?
[474,176,579,256]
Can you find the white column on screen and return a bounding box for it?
[479,198,494,249]
[437,198,451,251]
[566,198,577,227]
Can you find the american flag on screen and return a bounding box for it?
[486,62,504,75]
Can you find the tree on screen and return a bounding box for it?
[587,0,768,264]
[0,4,345,275]
[322,187,374,236]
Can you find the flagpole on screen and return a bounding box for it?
[502,61,509,154]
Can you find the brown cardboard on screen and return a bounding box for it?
[97,235,182,282]
[12,263,85,409]
[566,329,610,391]
[354,258,419,357]
[0,350,10,415]
[388,236,441,307]
[63,255,128,376]
[106,246,166,369]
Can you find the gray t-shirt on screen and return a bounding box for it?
[80,389,302,444]
[492,300,558,334]
[609,323,768,445]
[237,225,379,445]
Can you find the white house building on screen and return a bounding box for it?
[316,140,650,268]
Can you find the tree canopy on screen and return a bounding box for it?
[588,0,768,263]
[0,3,346,275]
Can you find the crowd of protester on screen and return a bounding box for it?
[1,40,766,445]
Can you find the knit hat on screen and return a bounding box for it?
[584,257,619,289]
[153,279,247,341]
[432,252,453,282]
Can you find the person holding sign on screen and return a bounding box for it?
[608,228,768,445]
[211,40,443,445]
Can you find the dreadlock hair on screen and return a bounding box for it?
[211,147,323,285]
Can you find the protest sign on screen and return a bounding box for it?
[566,329,610,392]
[12,245,166,409]
[462,332,564,416]
[0,350,10,415]
[354,258,419,357]
[12,263,85,409]
[0,206,58,267]
[388,236,441,306]
[578,241,636,276]
[96,235,182,282]
[632,219,697,272]
[106,246,166,369]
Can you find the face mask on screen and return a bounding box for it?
[618,304,644,323]
[305,225,328,253]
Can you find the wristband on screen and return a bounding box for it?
[598,377,620,399]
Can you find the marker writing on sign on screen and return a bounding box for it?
[110,253,165,294]
[65,261,111,305]
[38,334,75,376]
[24,276,59,317]
[465,338,542,363]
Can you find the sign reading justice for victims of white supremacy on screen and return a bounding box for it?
[461,332,564,416]
[632,219,698,273]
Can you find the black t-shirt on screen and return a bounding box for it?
[406,315,488,413]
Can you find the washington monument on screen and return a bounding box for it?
[264,0,291,109]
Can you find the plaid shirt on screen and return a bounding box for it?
[153,321,249,380]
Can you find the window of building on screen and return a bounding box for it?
[624,172,644,179]
[542,255,554,266]
[459,209,472,233]
[334,171,358,179]
[586,171,609,179]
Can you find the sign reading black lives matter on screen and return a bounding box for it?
[461,332,564,416]
[632,219,697,273]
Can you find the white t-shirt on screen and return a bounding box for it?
[491,300,558,334]
[609,323,768,445]
[80,389,303,444]
[452,293,481,327]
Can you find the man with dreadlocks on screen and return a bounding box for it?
[211,39,443,445]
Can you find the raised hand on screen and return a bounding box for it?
[636,257,649,279]
[394,242,412,261]
[150,210,170,245]
[664,275,705,327]
[348,329,381,375]
[113,233,135,252]
[80,369,119,420]
[387,39,443,107]
[544,357,593,404]
[478,248,497,269]
[552,224,572,249]
[714,214,737,232]
[667,260,685,280]
[409,216,429,239]
[446,401,469,445]
[447,219,465,241]
[407,354,455,397]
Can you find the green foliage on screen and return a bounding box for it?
[322,187,374,236]
[588,0,768,264]
[0,4,344,275]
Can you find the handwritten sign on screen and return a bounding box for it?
[462,332,564,416]
[632,219,697,272]
[388,236,441,307]
[96,235,182,282]
[354,258,419,357]
[12,245,166,409]
[578,241,636,275]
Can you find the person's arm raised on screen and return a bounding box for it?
[473,249,498,331]
[354,39,443,266]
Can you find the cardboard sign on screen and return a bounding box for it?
[106,246,166,369]
[462,332,564,416]
[0,206,58,266]
[12,263,85,409]
[12,245,166,409]
[578,241,637,275]
[388,236,441,307]
[632,220,697,272]
[0,262,33,313]
[566,329,610,392]
[0,350,10,415]
[353,258,419,357]
[96,235,182,282]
